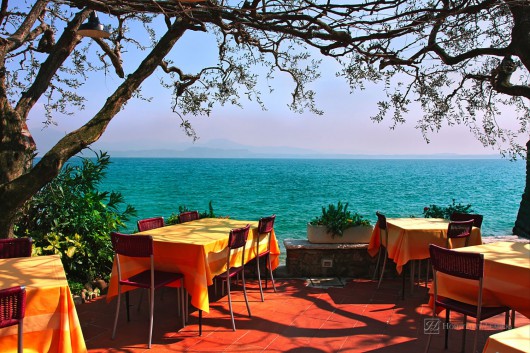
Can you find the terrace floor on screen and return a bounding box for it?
[78,277,529,352]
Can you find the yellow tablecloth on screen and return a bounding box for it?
[0,255,87,353]
[106,218,281,313]
[368,218,482,274]
[482,324,530,353]
[434,242,530,319]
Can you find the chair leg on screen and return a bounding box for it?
[445,309,450,349]
[511,310,516,329]
[198,309,202,336]
[112,285,122,340]
[242,269,251,318]
[148,288,154,348]
[227,275,236,331]
[18,318,23,353]
[267,253,277,293]
[256,255,265,302]
[125,291,130,322]
[462,315,468,353]
[372,247,382,280]
[377,248,387,289]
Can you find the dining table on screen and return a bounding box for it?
[0,254,87,353]
[106,218,281,313]
[368,217,482,274]
[482,324,530,353]
[434,241,530,319]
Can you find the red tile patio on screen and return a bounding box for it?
[78,277,529,352]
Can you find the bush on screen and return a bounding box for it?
[15,151,136,285]
[309,201,371,237]
[422,199,473,219]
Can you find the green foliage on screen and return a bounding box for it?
[422,199,474,219]
[166,201,217,225]
[310,201,371,238]
[15,151,136,284]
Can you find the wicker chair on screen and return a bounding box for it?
[425,244,511,353]
[255,215,277,301]
[178,211,200,224]
[0,286,26,353]
[0,238,32,259]
[199,224,252,335]
[137,217,165,232]
[446,219,475,248]
[450,212,483,228]
[110,232,185,348]
[373,212,389,289]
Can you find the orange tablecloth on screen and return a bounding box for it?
[368,218,482,274]
[434,241,530,319]
[0,255,87,353]
[106,218,281,313]
[482,324,530,353]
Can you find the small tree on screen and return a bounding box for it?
[15,151,136,284]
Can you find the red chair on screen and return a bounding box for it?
[137,217,165,232]
[446,219,474,248]
[0,238,32,258]
[110,232,185,348]
[199,224,251,335]
[255,215,277,301]
[373,212,389,289]
[450,212,483,228]
[0,286,26,353]
[178,211,199,223]
[425,244,511,353]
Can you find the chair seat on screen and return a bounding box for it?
[216,266,244,280]
[120,270,183,289]
[436,297,510,320]
[257,249,270,258]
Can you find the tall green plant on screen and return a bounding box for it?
[310,201,371,237]
[15,151,136,284]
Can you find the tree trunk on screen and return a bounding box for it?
[513,139,530,239]
[0,19,188,239]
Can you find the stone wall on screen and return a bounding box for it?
[283,239,381,278]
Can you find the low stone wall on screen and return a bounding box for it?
[283,239,378,278]
[282,236,529,278]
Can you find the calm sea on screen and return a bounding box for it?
[97,158,525,253]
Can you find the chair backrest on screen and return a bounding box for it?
[228,224,251,250]
[0,286,26,329]
[178,211,200,223]
[450,212,483,228]
[258,215,276,234]
[0,238,32,259]
[376,212,387,230]
[429,244,484,280]
[226,224,250,269]
[111,232,153,258]
[447,219,474,239]
[137,217,165,232]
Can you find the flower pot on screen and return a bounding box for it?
[307,223,374,244]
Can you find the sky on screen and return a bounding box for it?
[27,14,527,158]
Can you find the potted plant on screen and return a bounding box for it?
[307,201,373,244]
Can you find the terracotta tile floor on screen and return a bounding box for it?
[78,277,529,352]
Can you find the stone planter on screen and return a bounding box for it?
[307,223,374,244]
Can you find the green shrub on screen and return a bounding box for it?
[166,201,217,225]
[422,199,473,219]
[309,201,371,238]
[15,151,136,286]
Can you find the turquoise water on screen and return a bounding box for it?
[98,158,525,251]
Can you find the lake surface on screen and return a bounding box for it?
[96,158,525,253]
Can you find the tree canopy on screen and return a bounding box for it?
[1,0,529,238]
